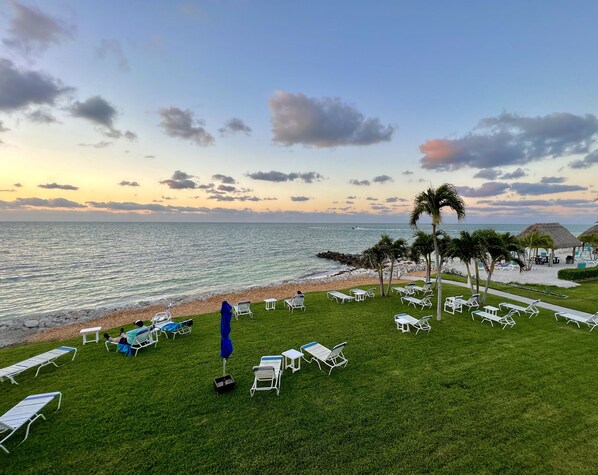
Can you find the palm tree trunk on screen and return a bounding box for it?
[482,261,494,304]
[432,224,442,321]
[464,262,474,293]
[425,255,431,282]
[386,259,395,296]
[378,264,385,296]
[475,262,480,293]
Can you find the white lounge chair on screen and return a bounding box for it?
[444,296,463,314]
[392,285,416,296]
[0,392,62,454]
[401,295,432,310]
[461,294,480,310]
[365,288,376,299]
[250,355,283,396]
[156,319,193,339]
[232,301,253,320]
[151,310,172,325]
[0,346,77,385]
[554,311,598,331]
[411,281,433,295]
[130,329,158,356]
[327,291,354,304]
[498,299,540,317]
[284,295,305,312]
[394,313,432,334]
[472,309,516,329]
[300,341,348,375]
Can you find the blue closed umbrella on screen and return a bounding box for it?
[220,301,233,375]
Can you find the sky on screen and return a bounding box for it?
[1,0,597,224]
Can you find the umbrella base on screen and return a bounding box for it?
[214,374,236,394]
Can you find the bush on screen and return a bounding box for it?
[558,266,598,281]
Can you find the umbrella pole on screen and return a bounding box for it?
[223,358,227,376]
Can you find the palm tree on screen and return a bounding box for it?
[450,231,484,293]
[409,230,435,282]
[410,184,466,320]
[473,229,524,303]
[386,237,408,295]
[518,231,554,270]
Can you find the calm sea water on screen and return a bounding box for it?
[0,222,588,322]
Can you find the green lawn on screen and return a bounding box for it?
[1,283,597,474]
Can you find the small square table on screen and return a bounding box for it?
[349,289,367,302]
[484,305,499,316]
[282,349,303,373]
[394,316,411,333]
[80,326,102,345]
[264,298,277,311]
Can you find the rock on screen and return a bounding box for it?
[316,251,362,267]
[23,319,40,328]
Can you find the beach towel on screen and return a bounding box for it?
[117,343,132,357]
[163,322,182,333]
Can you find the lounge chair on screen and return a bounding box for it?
[0,346,77,385]
[327,291,354,304]
[498,299,540,317]
[461,294,480,310]
[496,262,518,271]
[392,285,416,296]
[300,341,348,375]
[394,313,431,334]
[411,281,433,295]
[250,356,283,396]
[554,311,598,331]
[106,328,158,356]
[151,310,172,325]
[444,296,463,314]
[156,319,193,339]
[472,309,517,329]
[284,295,305,312]
[0,392,62,454]
[365,288,376,299]
[400,294,432,310]
[232,301,253,320]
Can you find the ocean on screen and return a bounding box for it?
[0,222,589,323]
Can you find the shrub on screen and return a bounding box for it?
[558,266,598,281]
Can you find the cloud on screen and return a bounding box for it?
[2,1,74,55]
[69,95,117,128]
[366,197,377,201]
[386,197,407,203]
[217,184,237,193]
[402,170,414,175]
[372,174,393,184]
[118,180,140,187]
[540,176,566,184]
[569,150,598,169]
[78,141,112,148]
[207,194,270,202]
[96,39,129,72]
[87,201,210,213]
[144,155,155,159]
[0,189,16,192]
[26,108,58,124]
[159,170,197,189]
[500,167,527,179]
[0,59,72,111]
[480,198,594,208]
[158,107,214,146]
[347,196,357,199]
[246,171,324,183]
[212,174,236,184]
[420,112,598,170]
[291,196,310,201]
[473,169,500,180]
[218,118,252,136]
[0,197,85,209]
[509,182,587,196]
[0,121,9,132]
[349,179,370,186]
[14,183,22,187]
[38,182,79,191]
[269,91,394,147]
[456,182,511,197]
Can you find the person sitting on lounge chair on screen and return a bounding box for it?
[104,320,148,344]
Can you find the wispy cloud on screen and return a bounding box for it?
[456,182,510,197]
[96,38,130,72]
[70,95,136,140]
[269,91,394,147]
[159,170,198,189]
[372,174,393,184]
[118,180,140,187]
[212,174,236,184]
[0,197,84,209]
[218,118,252,136]
[509,182,587,196]
[349,179,370,186]
[569,150,598,169]
[291,196,310,201]
[247,171,324,183]
[38,182,79,191]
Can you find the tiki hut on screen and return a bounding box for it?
[518,223,582,267]
[579,223,598,242]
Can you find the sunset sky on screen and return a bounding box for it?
[1,0,597,223]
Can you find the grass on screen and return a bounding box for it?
[1,282,597,474]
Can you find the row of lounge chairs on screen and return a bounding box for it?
[326,288,375,304]
[232,295,306,319]
[250,341,348,396]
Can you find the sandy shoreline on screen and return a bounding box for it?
[26,271,385,345]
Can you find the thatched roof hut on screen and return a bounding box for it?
[579,223,598,241]
[518,223,582,249]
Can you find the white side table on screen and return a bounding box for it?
[264,298,277,310]
[484,305,499,316]
[80,326,102,345]
[394,317,410,333]
[282,349,303,373]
